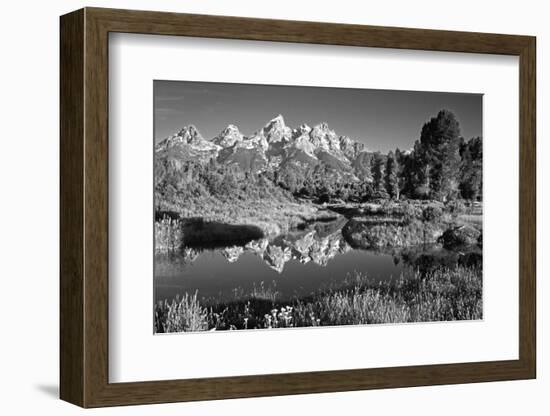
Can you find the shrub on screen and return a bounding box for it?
[438,225,481,249]
[155,217,184,251]
[154,292,209,333]
[401,201,423,223]
[422,205,444,222]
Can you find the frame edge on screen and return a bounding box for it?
[61,7,537,407]
[60,8,86,408]
[518,36,537,379]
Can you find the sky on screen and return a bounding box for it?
[154,80,482,153]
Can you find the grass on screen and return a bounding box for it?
[456,214,483,228]
[155,217,184,252]
[155,292,209,333]
[155,195,338,251]
[154,265,482,333]
[180,196,336,237]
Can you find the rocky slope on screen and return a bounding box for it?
[155,124,221,166]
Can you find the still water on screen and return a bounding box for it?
[154,219,480,304]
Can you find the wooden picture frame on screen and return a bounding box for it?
[60,7,536,408]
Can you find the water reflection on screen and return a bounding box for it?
[179,217,351,273]
[154,218,481,303]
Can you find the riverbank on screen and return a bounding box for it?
[336,200,482,249]
[155,198,482,252]
[155,195,338,251]
[154,265,482,333]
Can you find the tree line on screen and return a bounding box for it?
[155,109,482,208]
[395,109,482,202]
[276,109,482,203]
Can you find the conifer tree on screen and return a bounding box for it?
[385,151,399,199]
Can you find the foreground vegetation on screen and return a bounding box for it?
[154,265,482,333]
[338,199,482,249]
[155,158,337,243]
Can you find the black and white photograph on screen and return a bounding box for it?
[1,1,542,412]
[153,80,483,333]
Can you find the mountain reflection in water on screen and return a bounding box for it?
[224,218,350,272]
[154,218,481,303]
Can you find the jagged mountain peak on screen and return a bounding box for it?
[262,114,292,143]
[213,124,244,147]
[155,115,373,178]
[180,124,200,133]
[294,123,312,135]
[223,124,240,133]
[267,114,285,125]
[309,122,340,150]
[177,124,202,141]
[311,121,337,136]
[155,124,221,162]
[156,124,204,151]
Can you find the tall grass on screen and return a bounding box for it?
[155,292,209,333]
[154,265,482,333]
[294,266,482,324]
[155,217,184,252]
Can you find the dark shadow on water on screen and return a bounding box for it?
[35,384,59,399]
[155,210,181,221]
[395,244,482,273]
[182,218,264,249]
[296,214,341,230]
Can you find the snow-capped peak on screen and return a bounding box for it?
[155,124,220,154]
[213,124,244,147]
[156,115,371,176]
[177,124,202,144]
[262,114,291,143]
[268,114,285,125]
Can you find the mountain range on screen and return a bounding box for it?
[155,115,374,180]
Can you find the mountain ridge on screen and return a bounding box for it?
[155,115,374,180]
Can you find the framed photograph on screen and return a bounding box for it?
[60,7,536,408]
